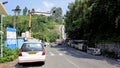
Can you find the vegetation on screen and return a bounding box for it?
[50,7,63,24]
[0,46,19,63]
[65,0,120,47]
[2,6,63,42]
[0,6,63,63]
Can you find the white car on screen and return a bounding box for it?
[18,41,46,64]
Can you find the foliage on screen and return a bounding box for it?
[65,0,120,47]
[50,7,63,24]
[31,15,59,42]
[3,6,62,42]
[15,5,21,15]
[0,46,19,63]
[23,7,28,15]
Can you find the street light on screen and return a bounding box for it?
[2,1,8,5]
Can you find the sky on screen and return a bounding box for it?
[0,0,75,15]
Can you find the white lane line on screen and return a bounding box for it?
[59,53,63,56]
[49,52,55,56]
[55,50,63,56]
[63,51,66,53]
[65,57,80,68]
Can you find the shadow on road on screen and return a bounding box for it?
[52,44,120,67]
[15,62,44,68]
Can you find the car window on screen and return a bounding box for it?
[21,43,43,52]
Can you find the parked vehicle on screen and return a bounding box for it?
[55,39,62,45]
[70,40,88,52]
[87,48,101,55]
[18,41,46,65]
[70,40,75,48]
[65,38,71,46]
[77,40,88,51]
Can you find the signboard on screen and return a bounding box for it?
[6,27,17,49]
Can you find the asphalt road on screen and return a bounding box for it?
[9,44,120,68]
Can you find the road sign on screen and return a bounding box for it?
[6,27,17,49]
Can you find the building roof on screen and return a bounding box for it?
[0,2,8,15]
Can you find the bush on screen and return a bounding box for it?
[0,46,19,63]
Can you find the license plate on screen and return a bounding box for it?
[28,52,36,55]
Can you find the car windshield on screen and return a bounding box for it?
[21,43,43,52]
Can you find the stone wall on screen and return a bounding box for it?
[95,42,120,56]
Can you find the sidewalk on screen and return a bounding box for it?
[0,59,18,68]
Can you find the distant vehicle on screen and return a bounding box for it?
[55,39,62,45]
[70,40,88,52]
[18,41,46,65]
[70,40,76,48]
[65,38,71,46]
[87,48,101,55]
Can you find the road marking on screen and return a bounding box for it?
[55,50,63,56]
[59,53,63,56]
[63,51,66,53]
[49,52,55,56]
[65,57,80,68]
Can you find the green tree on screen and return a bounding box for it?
[15,5,21,15]
[51,7,63,24]
[28,10,30,15]
[23,7,28,15]
[3,12,61,42]
[65,0,120,47]
[32,8,35,12]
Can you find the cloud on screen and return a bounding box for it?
[42,1,54,9]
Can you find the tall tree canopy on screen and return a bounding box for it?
[15,5,21,15]
[50,7,63,24]
[65,0,120,46]
[23,7,28,15]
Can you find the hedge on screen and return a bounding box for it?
[0,46,19,63]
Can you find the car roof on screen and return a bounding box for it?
[23,41,42,44]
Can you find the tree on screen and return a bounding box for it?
[65,0,120,47]
[28,10,30,15]
[51,7,63,24]
[32,8,35,12]
[15,5,21,15]
[23,7,28,15]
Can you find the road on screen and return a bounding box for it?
[1,44,120,68]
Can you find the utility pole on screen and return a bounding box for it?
[12,9,17,28]
[12,6,21,28]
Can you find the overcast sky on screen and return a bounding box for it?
[0,0,75,15]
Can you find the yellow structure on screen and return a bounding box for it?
[28,11,51,38]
